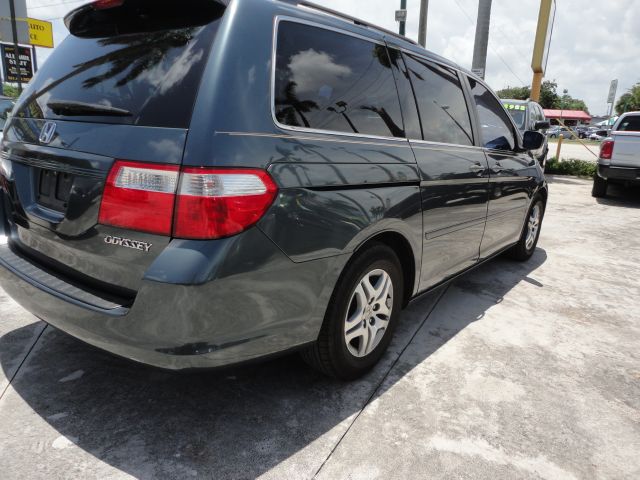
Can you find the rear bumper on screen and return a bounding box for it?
[597,164,640,184]
[0,229,346,370]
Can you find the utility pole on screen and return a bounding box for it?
[8,0,23,93]
[418,0,429,47]
[531,0,555,102]
[471,0,492,80]
[398,0,407,36]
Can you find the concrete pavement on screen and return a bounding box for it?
[0,177,639,479]
[548,141,599,162]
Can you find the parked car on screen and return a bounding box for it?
[575,126,591,139]
[547,126,575,139]
[592,111,640,197]
[589,129,609,141]
[0,0,548,379]
[501,99,550,165]
[0,96,14,142]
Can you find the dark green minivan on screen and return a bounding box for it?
[0,0,547,379]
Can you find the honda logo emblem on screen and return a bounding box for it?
[39,121,57,144]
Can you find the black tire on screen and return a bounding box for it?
[301,243,404,380]
[592,174,608,198]
[507,196,545,261]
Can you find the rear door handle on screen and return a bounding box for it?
[491,165,505,173]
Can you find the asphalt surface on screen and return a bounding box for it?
[1,176,639,479]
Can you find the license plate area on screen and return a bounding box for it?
[37,169,73,212]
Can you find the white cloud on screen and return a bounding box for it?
[288,49,352,95]
[25,0,640,116]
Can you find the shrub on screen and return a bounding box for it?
[1,84,19,99]
[545,157,596,177]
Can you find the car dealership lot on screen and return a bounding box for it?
[0,176,639,480]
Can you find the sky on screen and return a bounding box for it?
[20,0,640,116]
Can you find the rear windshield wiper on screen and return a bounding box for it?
[47,100,132,117]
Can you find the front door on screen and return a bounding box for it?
[467,77,538,257]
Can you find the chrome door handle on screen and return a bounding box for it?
[469,164,485,174]
[491,165,505,173]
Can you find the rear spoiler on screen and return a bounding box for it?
[65,0,229,37]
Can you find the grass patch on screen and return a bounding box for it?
[545,157,596,177]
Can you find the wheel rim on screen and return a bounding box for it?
[525,204,541,250]
[344,268,394,358]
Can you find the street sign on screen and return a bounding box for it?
[607,79,618,104]
[0,0,29,45]
[471,67,485,79]
[395,10,407,22]
[1,43,33,83]
[28,18,53,48]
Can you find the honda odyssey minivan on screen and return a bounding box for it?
[0,0,547,379]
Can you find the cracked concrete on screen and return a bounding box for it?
[0,176,639,479]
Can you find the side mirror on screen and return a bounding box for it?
[523,131,545,150]
[534,120,550,130]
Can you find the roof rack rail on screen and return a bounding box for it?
[296,1,418,45]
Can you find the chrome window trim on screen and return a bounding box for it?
[270,15,407,144]
[409,138,484,152]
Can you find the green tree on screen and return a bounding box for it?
[496,81,560,109]
[539,80,560,109]
[615,83,640,115]
[496,85,530,100]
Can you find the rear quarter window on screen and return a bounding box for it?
[274,21,405,138]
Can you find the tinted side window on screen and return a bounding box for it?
[274,22,404,138]
[403,54,473,145]
[469,77,515,150]
[387,48,421,140]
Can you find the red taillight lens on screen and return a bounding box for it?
[600,140,614,160]
[99,163,278,239]
[173,168,278,239]
[99,161,179,235]
[92,0,125,9]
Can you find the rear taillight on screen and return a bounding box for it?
[92,0,125,9]
[99,161,179,235]
[173,168,278,239]
[99,162,278,239]
[600,140,614,160]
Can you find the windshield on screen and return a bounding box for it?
[14,3,224,128]
[0,99,13,131]
[616,115,640,132]
[503,103,527,130]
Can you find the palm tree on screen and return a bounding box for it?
[275,81,319,128]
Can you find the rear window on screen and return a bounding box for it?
[14,1,225,128]
[616,115,640,132]
[503,103,527,130]
[274,21,405,138]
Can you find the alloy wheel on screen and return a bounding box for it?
[525,204,541,250]
[343,269,394,358]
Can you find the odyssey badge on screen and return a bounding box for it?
[104,235,152,252]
